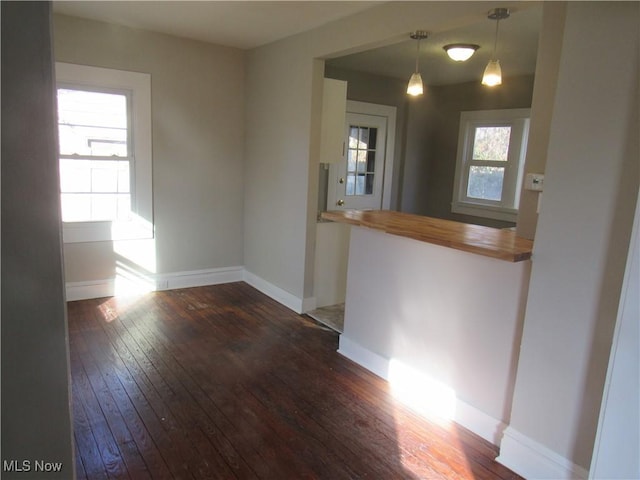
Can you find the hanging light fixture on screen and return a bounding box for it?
[407,31,428,96]
[482,8,510,86]
[443,44,479,62]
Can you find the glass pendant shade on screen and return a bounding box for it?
[482,59,502,86]
[444,44,478,62]
[407,72,424,96]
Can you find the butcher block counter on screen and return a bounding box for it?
[321,209,532,262]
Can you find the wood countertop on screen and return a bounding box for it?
[321,210,533,262]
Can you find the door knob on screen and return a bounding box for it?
[338,177,345,184]
[337,199,345,206]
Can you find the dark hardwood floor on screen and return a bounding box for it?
[68,282,522,479]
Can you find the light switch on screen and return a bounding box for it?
[525,173,544,191]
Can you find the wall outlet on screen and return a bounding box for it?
[525,173,544,191]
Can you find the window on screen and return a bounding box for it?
[451,109,530,222]
[55,63,152,242]
[346,125,378,196]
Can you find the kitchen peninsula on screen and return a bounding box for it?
[321,210,533,445]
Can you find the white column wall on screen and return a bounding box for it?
[498,3,639,478]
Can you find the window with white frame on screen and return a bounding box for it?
[55,62,153,243]
[451,109,530,222]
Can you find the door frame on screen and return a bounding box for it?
[328,100,396,210]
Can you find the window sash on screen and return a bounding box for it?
[55,62,152,243]
[452,109,530,222]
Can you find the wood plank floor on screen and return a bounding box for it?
[68,282,523,479]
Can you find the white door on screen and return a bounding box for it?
[328,112,387,210]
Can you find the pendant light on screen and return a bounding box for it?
[482,8,510,86]
[407,31,428,96]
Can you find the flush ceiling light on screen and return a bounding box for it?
[443,44,479,62]
[482,7,510,86]
[407,30,429,96]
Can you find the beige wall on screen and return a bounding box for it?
[20,2,636,477]
[244,0,527,305]
[500,1,639,474]
[245,1,638,476]
[516,2,567,239]
[53,14,245,282]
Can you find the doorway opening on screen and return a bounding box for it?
[312,100,396,331]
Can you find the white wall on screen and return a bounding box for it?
[498,2,639,478]
[1,3,74,477]
[339,226,531,444]
[53,15,245,287]
[590,193,639,479]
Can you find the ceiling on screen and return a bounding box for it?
[52,1,380,50]
[326,5,542,86]
[52,1,542,86]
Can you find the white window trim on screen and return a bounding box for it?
[451,108,530,223]
[55,62,153,243]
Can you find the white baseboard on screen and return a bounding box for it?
[65,267,315,315]
[242,270,315,314]
[65,266,244,302]
[338,335,506,446]
[338,335,390,379]
[65,278,115,301]
[497,426,589,479]
[159,266,244,291]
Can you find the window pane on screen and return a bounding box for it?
[356,150,367,173]
[347,150,357,172]
[365,173,374,194]
[359,127,369,149]
[60,159,91,192]
[61,194,91,222]
[368,128,377,150]
[60,158,130,221]
[348,127,359,148]
[366,151,376,173]
[467,166,504,201]
[355,174,365,195]
[472,126,511,161]
[58,88,128,156]
[346,173,355,195]
[91,165,119,192]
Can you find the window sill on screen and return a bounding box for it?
[451,202,518,223]
[63,218,153,243]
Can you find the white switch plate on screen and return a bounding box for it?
[525,173,544,191]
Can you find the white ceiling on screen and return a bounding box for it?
[53,1,380,50]
[52,1,542,86]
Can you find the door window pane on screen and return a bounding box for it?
[467,166,504,201]
[356,150,367,173]
[472,126,511,161]
[345,124,378,197]
[346,173,356,195]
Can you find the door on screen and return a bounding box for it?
[328,112,387,210]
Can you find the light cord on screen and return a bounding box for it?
[492,18,500,60]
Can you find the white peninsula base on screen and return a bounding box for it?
[338,225,532,446]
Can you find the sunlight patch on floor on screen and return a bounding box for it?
[388,359,473,478]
